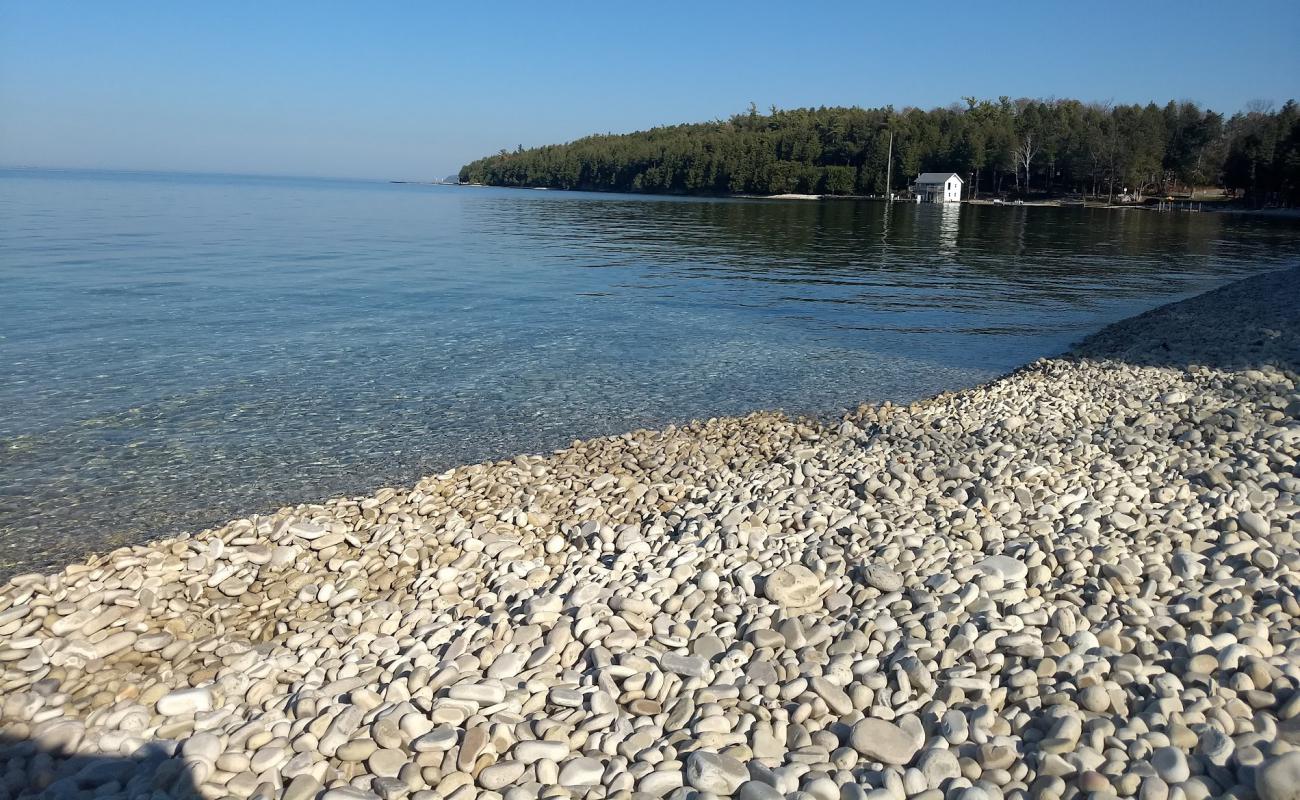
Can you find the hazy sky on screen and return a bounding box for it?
[3,1,1298,180]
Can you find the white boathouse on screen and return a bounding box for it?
[913,172,963,203]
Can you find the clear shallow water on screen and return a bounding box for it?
[2,169,1298,574]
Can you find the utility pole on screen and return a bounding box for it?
[885,129,894,200]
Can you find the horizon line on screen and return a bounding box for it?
[0,164,456,184]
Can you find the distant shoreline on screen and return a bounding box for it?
[442,182,1300,216]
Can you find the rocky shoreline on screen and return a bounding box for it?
[2,268,1299,800]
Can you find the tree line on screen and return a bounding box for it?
[459,98,1300,204]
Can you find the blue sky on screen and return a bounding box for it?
[2,1,1298,180]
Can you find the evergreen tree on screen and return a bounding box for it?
[457,97,1300,205]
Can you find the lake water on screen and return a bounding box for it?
[2,169,1298,575]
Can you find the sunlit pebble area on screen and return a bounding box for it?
[1,269,1299,800]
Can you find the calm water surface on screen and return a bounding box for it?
[2,169,1298,574]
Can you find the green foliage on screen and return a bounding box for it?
[1223,101,1300,204]
[458,98,1300,204]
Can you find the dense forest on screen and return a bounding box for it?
[459,98,1300,204]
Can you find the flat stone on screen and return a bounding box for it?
[31,720,83,753]
[558,756,605,787]
[762,564,826,608]
[457,725,489,773]
[549,687,583,707]
[250,745,287,773]
[447,683,506,704]
[479,760,526,790]
[748,630,786,649]
[691,633,725,660]
[736,781,784,800]
[1258,752,1300,800]
[1152,746,1190,784]
[486,651,529,679]
[850,718,919,765]
[977,743,1016,770]
[639,769,685,796]
[628,698,663,715]
[685,750,748,794]
[50,607,98,637]
[974,555,1028,583]
[860,563,904,592]
[809,677,853,716]
[369,748,407,778]
[182,731,221,764]
[1240,511,1270,538]
[416,728,462,754]
[336,738,377,762]
[745,661,779,686]
[514,739,570,763]
[660,652,709,678]
[289,521,330,540]
[156,686,214,716]
[918,748,961,788]
[371,717,402,749]
[283,774,324,800]
[91,630,136,657]
[134,632,174,653]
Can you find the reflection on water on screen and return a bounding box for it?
[938,203,961,257]
[1,169,1298,575]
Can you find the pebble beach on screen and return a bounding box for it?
[2,268,1299,800]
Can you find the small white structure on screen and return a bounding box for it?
[913,172,963,203]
